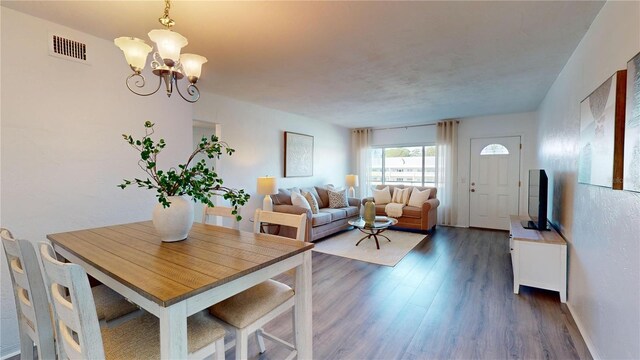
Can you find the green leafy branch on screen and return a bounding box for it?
[118,121,250,220]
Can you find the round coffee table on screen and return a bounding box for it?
[348,217,398,250]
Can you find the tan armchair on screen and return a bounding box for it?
[362,185,439,232]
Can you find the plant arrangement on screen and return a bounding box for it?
[118,121,249,220]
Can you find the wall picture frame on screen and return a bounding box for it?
[624,51,640,192]
[578,70,627,189]
[284,131,314,177]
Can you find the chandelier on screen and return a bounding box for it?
[114,0,207,103]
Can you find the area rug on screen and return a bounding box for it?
[312,229,427,267]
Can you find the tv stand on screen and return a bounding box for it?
[520,220,549,231]
[510,215,567,302]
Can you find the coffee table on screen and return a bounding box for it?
[348,217,398,250]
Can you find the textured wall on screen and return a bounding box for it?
[193,93,351,232]
[537,2,640,358]
[0,8,194,357]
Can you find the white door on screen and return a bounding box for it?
[469,136,521,230]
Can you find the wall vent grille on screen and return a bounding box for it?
[49,34,90,64]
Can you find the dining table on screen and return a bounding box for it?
[47,221,314,359]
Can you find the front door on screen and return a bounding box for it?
[469,136,521,230]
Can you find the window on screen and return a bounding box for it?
[370,145,436,187]
[480,143,509,155]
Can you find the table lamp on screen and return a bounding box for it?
[257,176,278,212]
[346,174,359,198]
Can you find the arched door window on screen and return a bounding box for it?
[480,143,509,155]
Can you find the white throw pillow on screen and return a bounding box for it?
[373,186,391,205]
[392,187,411,205]
[291,191,311,210]
[408,188,431,208]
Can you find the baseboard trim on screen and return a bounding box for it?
[567,302,601,360]
[0,344,20,360]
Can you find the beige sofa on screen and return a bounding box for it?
[362,185,439,232]
[272,186,360,242]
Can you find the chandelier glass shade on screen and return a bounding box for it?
[114,0,207,103]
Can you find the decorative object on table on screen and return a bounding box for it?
[346,174,359,197]
[284,132,313,177]
[578,70,627,189]
[114,0,207,103]
[119,121,249,242]
[624,51,640,192]
[257,176,278,212]
[363,200,376,226]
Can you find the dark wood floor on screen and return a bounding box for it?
[235,226,591,360]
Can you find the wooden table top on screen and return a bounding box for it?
[47,221,314,307]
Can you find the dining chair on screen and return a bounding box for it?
[39,242,227,360]
[209,209,306,360]
[202,205,240,229]
[1,229,56,360]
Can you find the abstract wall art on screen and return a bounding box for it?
[578,70,627,189]
[624,52,640,192]
[284,131,314,177]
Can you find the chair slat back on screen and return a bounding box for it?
[203,205,240,229]
[39,242,105,360]
[0,229,56,360]
[253,209,307,241]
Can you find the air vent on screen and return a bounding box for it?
[49,33,91,65]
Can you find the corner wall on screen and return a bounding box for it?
[193,93,351,232]
[537,2,640,358]
[0,8,194,357]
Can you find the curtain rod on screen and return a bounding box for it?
[373,120,459,131]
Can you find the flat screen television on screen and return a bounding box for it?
[522,169,549,231]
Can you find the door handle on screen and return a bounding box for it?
[470,189,475,192]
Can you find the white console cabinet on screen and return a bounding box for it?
[509,215,567,303]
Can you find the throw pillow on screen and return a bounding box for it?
[291,191,311,210]
[392,187,411,205]
[327,188,349,208]
[408,188,431,207]
[373,186,391,205]
[302,191,319,214]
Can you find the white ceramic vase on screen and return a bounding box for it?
[152,195,194,242]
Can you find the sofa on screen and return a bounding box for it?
[272,185,360,242]
[362,185,440,232]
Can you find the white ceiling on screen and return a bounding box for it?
[2,1,604,128]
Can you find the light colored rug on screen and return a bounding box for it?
[312,229,427,267]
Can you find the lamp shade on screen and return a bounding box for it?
[180,53,208,82]
[148,29,188,65]
[257,177,277,195]
[346,174,359,187]
[114,37,152,72]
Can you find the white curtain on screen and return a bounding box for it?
[436,120,458,226]
[351,129,373,198]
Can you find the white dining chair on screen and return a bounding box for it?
[202,205,240,229]
[1,229,56,360]
[39,242,227,360]
[209,209,306,360]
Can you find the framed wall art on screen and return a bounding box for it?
[578,70,627,189]
[624,52,640,192]
[284,131,314,177]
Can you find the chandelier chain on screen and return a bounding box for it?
[159,0,175,28]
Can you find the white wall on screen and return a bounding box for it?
[537,2,640,359]
[0,8,193,357]
[371,125,437,147]
[456,112,539,227]
[194,93,351,232]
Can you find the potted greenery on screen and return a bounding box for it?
[119,121,250,242]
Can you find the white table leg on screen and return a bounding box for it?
[160,301,188,359]
[295,251,313,359]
